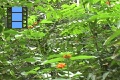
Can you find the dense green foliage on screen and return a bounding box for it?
[0,0,120,80]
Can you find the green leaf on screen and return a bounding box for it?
[10,70,15,77]
[27,70,37,74]
[61,4,69,9]
[47,5,54,11]
[72,28,82,35]
[23,58,36,62]
[98,13,111,19]
[27,3,33,8]
[31,32,45,38]
[28,15,37,25]
[42,68,52,73]
[90,0,100,4]
[4,29,18,34]
[53,0,56,2]
[48,0,51,2]
[47,54,61,59]
[60,52,72,55]
[43,58,64,64]
[70,55,96,60]
[0,24,4,33]
[26,67,40,75]
[36,6,45,12]
[102,72,110,80]
[33,67,40,71]
[104,29,120,45]
[40,19,53,23]
[70,4,76,8]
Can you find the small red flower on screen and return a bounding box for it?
[106,1,110,5]
[57,63,66,68]
[63,54,71,59]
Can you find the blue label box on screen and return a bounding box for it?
[7,7,28,28]
[12,7,22,28]
[12,22,22,28]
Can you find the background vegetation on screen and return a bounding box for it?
[0,0,120,80]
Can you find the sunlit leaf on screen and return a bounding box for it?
[4,29,18,34]
[43,58,64,64]
[71,55,96,60]
[40,19,53,23]
[104,29,120,45]
[23,58,36,62]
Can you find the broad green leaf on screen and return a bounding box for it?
[23,29,45,39]
[34,0,40,3]
[27,3,33,8]
[46,12,53,19]
[31,32,45,38]
[98,13,111,19]
[33,67,40,71]
[53,0,56,2]
[26,70,37,74]
[47,5,54,11]
[43,58,64,64]
[60,52,73,55]
[28,15,37,25]
[10,70,15,77]
[71,55,96,60]
[23,58,36,62]
[48,0,51,2]
[61,4,69,9]
[40,19,53,23]
[90,0,100,4]
[70,4,76,8]
[104,29,120,45]
[88,14,98,21]
[47,54,61,59]
[36,6,45,12]
[72,28,82,35]
[4,29,18,34]
[26,67,40,75]
[42,68,52,73]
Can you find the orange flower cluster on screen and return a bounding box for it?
[106,1,110,5]
[56,53,72,69]
[28,25,33,28]
[28,21,40,29]
[63,54,71,59]
[57,63,66,68]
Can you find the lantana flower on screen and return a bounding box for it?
[63,54,71,59]
[56,63,66,68]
